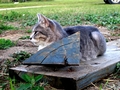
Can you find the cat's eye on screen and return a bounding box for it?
[34,31,43,35]
[34,31,38,35]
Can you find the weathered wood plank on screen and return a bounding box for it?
[9,39,120,90]
[22,32,80,65]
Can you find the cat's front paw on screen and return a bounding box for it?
[38,45,46,51]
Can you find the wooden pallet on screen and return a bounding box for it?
[9,39,120,90]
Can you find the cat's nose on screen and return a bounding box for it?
[30,37,32,40]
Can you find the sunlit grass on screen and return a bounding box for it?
[0,0,120,29]
[0,0,120,15]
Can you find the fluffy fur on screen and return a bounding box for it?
[30,14,106,61]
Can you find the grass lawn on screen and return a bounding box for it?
[0,0,109,8]
[0,0,120,15]
[0,0,120,29]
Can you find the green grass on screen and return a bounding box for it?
[0,0,120,15]
[0,19,19,34]
[12,51,32,62]
[0,0,120,30]
[25,29,32,33]
[0,39,15,50]
[0,24,14,30]
[0,0,54,8]
[0,23,17,34]
[19,36,30,39]
[0,0,98,8]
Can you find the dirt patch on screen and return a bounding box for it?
[0,30,38,63]
[0,30,28,40]
[98,26,120,41]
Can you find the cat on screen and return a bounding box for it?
[30,13,106,61]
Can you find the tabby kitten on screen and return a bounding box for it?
[30,14,106,61]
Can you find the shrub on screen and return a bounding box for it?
[17,74,44,90]
[0,24,16,34]
[12,51,31,62]
[0,39,15,49]
[0,11,23,21]
[0,24,14,30]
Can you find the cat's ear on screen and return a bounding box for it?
[37,13,49,28]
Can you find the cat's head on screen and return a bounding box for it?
[30,14,63,50]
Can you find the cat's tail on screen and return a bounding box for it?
[91,31,106,56]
